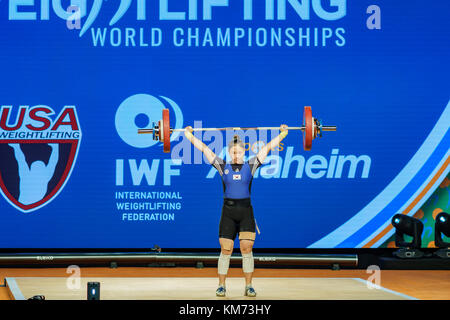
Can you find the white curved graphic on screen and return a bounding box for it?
[79,0,104,37]
[109,0,132,26]
[309,100,450,248]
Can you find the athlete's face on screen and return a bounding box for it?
[229,145,244,163]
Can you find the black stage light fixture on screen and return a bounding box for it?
[87,282,100,300]
[434,212,450,259]
[391,214,424,258]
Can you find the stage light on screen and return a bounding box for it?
[434,212,450,258]
[391,214,424,258]
[87,282,100,300]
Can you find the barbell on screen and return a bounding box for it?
[137,106,336,153]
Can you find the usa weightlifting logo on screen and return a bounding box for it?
[0,105,82,213]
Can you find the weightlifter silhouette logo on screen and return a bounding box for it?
[0,105,82,213]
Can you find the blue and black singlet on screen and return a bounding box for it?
[211,156,262,241]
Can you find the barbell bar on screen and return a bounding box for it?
[137,106,336,153]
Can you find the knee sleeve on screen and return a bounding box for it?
[218,252,231,275]
[242,252,254,273]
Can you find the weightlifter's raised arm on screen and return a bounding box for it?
[256,124,289,164]
[184,126,217,164]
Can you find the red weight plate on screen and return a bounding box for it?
[162,109,171,153]
[303,106,313,151]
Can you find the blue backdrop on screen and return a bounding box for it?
[0,0,449,248]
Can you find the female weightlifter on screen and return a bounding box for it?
[184,125,288,297]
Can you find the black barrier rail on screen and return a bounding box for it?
[0,252,358,268]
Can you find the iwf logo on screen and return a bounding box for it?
[0,105,82,213]
[115,94,183,148]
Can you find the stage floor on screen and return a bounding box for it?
[5,277,416,300]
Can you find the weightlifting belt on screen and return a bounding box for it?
[223,198,252,208]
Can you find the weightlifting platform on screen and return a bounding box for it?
[5,277,417,300]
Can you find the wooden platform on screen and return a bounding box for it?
[5,277,417,300]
